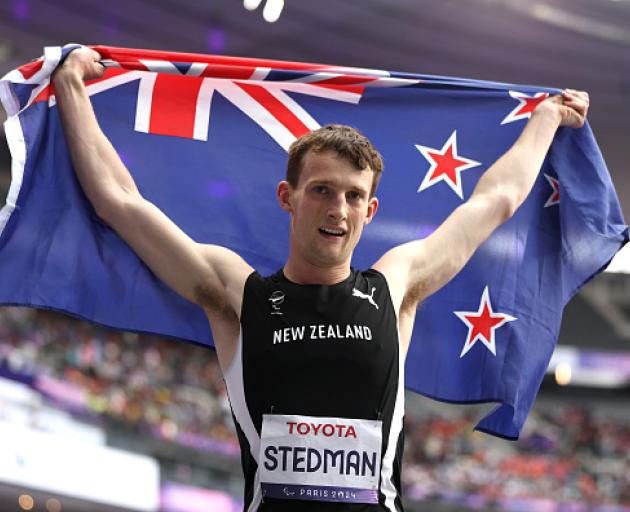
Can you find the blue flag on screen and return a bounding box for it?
[0,45,626,439]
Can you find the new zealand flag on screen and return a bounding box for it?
[0,45,626,438]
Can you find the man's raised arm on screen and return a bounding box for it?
[52,48,253,319]
[374,91,589,318]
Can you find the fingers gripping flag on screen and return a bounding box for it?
[0,45,627,439]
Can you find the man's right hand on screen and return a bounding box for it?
[54,47,105,83]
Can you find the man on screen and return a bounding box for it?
[53,47,588,511]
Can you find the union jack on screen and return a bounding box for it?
[7,45,420,151]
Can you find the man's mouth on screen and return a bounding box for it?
[319,226,346,237]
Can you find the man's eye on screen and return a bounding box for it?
[315,186,328,194]
[348,191,361,200]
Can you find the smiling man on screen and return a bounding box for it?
[279,129,382,281]
[52,47,589,512]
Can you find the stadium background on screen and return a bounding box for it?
[0,0,628,511]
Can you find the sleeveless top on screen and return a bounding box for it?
[224,268,405,512]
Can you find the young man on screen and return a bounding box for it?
[53,47,588,511]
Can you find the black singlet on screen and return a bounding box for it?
[224,268,405,512]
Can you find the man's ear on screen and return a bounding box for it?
[277,181,293,212]
[365,196,379,225]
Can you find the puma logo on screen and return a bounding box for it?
[352,287,379,310]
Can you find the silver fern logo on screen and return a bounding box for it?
[269,290,285,315]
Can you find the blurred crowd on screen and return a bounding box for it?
[0,307,236,450]
[0,307,629,509]
[403,407,630,509]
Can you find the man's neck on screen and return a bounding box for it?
[283,258,351,285]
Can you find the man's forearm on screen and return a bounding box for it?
[53,65,140,220]
[472,102,562,216]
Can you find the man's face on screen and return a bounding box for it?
[277,150,379,268]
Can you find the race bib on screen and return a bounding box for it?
[259,414,382,504]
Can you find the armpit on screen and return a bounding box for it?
[194,282,236,317]
[401,279,428,314]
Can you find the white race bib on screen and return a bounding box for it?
[259,414,382,504]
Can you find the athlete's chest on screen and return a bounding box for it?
[244,275,394,353]
[240,272,399,390]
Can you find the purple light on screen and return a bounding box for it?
[12,0,29,20]
[206,180,233,199]
[103,21,119,37]
[160,482,240,512]
[207,29,226,54]
[118,152,131,167]
[417,223,437,239]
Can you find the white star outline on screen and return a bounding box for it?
[501,91,550,125]
[414,130,482,200]
[543,173,560,208]
[453,286,517,358]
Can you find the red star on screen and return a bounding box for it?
[415,131,481,199]
[454,286,516,358]
[501,91,550,125]
[544,173,560,207]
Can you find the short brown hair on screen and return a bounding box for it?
[286,124,384,197]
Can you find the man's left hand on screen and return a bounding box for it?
[541,89,590,129]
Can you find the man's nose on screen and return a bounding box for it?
[327,193,348,221]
